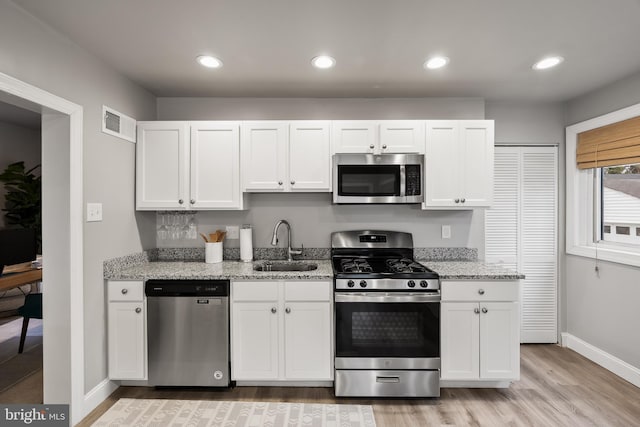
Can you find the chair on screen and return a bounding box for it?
[17,293,42,353]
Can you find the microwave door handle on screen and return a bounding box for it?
[400,165,406,197]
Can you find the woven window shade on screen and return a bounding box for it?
[577,115,640,169]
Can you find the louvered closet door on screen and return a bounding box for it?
[486,146,558,343]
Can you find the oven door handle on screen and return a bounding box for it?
[334,292,441,303]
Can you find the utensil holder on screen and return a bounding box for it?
[205,242,223,264]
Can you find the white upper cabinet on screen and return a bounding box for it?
[289,121,331,191]
[241,121,288,191]
[242,121,331,192]
[423,120,494,209]
[190,122,242,209]
[333,120,425,154]
[137,121,244,210]
[136,122,189,210]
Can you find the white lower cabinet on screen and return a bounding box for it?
[231,280,333,382]
[441,280,519,384]
[107,281,147,380]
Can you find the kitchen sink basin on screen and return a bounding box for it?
[253,261,318,272]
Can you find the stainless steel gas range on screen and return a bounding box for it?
[332,230,441,398]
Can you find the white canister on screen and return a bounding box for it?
[240,225,253,262]
[205,241,223,263]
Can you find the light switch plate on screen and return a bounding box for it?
[226,225,240,239]
[442,225,451,239]
[87,203,103,222]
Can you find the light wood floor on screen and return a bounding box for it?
[79,344,640,426]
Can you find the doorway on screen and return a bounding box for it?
[0,72,84,423]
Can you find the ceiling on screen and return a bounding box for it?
[12,0,640,101]
[0,101,41,129]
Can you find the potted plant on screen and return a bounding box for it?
[0,161,42,253]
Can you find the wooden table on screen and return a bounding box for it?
[0,265,42,292]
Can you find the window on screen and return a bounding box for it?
[600,164,640,245]
[567,102,640,267]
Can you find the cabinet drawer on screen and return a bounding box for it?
[233,281,279,301]
[108,281,144,302]
[441,281,518,302]
[284,281,331,302]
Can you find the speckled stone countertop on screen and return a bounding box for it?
[105,260,334,281]
[421,261,525,280]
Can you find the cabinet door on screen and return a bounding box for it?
[108,301,146,380]
[459,120,494,207]
[480,302,520,380]
[284,302,332,380]
[190,122,242,209]
[332,121,377,153]
[424,121,460,207]
[289,121,332,191]
[241,122,288,191]
[136,122,189,210]
[232,302,279,380]
[441,302,479,380]
[379,120,425,154]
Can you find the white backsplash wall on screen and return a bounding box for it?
[156,193,483,252]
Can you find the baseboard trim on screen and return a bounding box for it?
[441,380,512,388]
[83,378,119,417]
[564,333,640,388]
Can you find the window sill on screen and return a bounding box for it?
[567,243,640,268]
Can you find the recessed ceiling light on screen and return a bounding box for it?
[196,55,223,69]
[311,55,336,69]
[424,56,449,70]
[532,56,564,70]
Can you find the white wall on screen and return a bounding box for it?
[0,119,41,228]
[565,70,640,369]
[0,0,157,393]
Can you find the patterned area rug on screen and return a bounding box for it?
[92,398,377,427]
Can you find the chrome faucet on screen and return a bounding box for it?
[271,219,303,261]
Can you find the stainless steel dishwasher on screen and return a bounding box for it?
[145,279,230,387]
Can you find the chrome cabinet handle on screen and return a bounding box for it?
[290,180,295,185]
[278,181,283,186]
[382,144,387,149]
[135,307,141,313]
[369,144,375,149]
[482,307,488,313]
[285,307,291,314]
[121,289,128,294]
[474,307,480,314]
[178,199,184,204]
[478,289,485,295]
[190,199,195,204]
[454,198,460,203]
[271,307,277,314]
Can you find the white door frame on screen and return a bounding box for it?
[0,71,84,424]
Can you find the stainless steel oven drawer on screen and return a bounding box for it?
[335,369,440,397]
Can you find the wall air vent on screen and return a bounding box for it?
[102,105,136,143]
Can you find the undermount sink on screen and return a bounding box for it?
[253,261,318,272]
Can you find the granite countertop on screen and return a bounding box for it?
[421,261,524,280]
[105,260,334,281]
[105,259,523,281]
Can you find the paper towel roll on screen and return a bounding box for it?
[240,226,253,262]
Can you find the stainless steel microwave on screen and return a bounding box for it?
[333,153,424,204]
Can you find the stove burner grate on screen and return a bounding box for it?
[340,258,373,273]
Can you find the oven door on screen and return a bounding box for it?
[335,292,440,370]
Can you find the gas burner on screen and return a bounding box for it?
[340,258,373,273]
[386,258,428,273]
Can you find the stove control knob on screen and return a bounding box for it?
[359,280,367,288]
[347,280,355,288]
[420,280,429,288]
[407,280,416,288]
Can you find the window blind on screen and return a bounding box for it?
[577,115,640,169]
